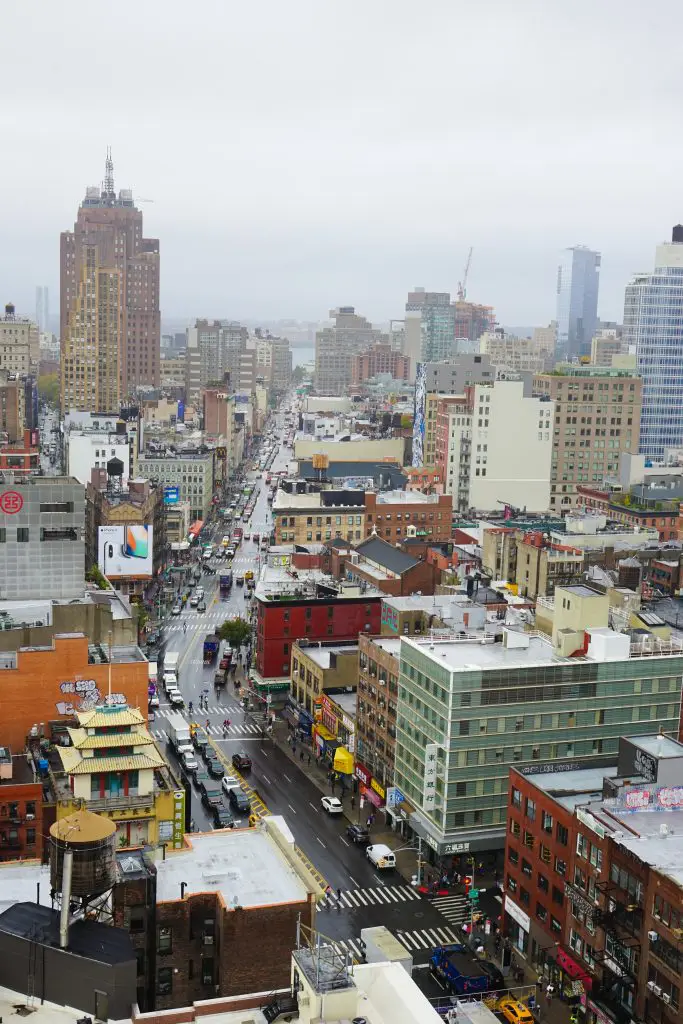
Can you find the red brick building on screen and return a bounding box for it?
[254,572,381,681]
[364,491,452,544]
[0,749,44,863]
[350,344,410,385]
[345,535,439,596]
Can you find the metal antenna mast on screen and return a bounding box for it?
[103,147,115,199]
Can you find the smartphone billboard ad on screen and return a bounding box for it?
[98,524,154,578]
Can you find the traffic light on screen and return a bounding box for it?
[463,874,473,894]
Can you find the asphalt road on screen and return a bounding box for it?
[150,402,472,964]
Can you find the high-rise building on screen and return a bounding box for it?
[314,307,384,395]
[60,151,160,412]
[533,366,641,512]
[413,354,495,467]
[350,344,410,385]
[35,286,49,333]
[555,245,601,360]
[452,299,495,344]
[184,319,247,404]
[624,226,683,460]
[405,288,455,363]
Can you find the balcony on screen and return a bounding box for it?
[87,793,155,811]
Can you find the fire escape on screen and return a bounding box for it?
[591,879,642,1024]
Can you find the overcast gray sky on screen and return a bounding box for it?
[2,1,683,329]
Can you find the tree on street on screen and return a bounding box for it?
[217,616,252,649]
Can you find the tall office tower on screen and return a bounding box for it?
[452,299,495,344]
[35,286,49,333]
[405,288,456,363]
[269,336,292,394]
[314,307,384,395]
[624,225,683,460]
[60,151,160,412]
[555,245,601,360]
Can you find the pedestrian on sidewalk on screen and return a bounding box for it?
[351,795,355,809]
[336,887,342,909]
[307,753,311,765]
[300,749,304,761]
[545,983,555,1003]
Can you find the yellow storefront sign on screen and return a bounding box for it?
[371,778,386,800]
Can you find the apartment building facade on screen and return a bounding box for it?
[272,489,366,545]
[533,366,642,513]
[357,635,401,793]
[137,451,215,520]
[0,305,39,374]
[394,628,683,856]
[315,307,385,396]
[364,490,452,543]
[351,344,410,384]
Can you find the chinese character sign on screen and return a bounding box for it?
[423,743,438,812]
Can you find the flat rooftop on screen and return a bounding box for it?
[156,823,310,908]
[598,806,683,888]
[0,861,51,915]
[375,489,440,504]
[0,983,101,1024]
[368,636,402,657]
[404,633,559,671]
[520,765,618,797]
[300,644,359,669]
[561,584,604,599]
[630,733,683,758]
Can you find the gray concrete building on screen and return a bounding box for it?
[0,477,85,600]
[315,307,385,396]
[137,450,215,520]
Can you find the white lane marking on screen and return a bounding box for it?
[315,837,326,848]
[353,890,368,905]
[339,836,349,847]
[287,803,297,814]
[344,891,360,907]
[261,775,271,785]
[348,875,359,888]
[363,890,378,905]
[375,887,393,903]
[309,802,319,813]
[283,773,292,783]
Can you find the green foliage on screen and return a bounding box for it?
[37,373,60,408]
[86,564,109,590]
[217,616,252,649]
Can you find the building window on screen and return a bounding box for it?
[554,857,567,877]
[511,787,521,809]
[538,872,549,892]
[157,967,172,995]
[536,903,548,923]
[542,810,553,833]
[521,858,532,878]
[525,797,536,822]
[16,528,29,543]
[508,848,519,866]
[552,886,564,907]
[158,926,172,954]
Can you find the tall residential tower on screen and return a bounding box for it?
[60,151,160,412]
[624,225,683,460]
[555,245,600,361]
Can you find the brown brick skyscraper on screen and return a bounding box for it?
[60,150,160,412]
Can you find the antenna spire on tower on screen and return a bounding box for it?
[103,147,115,199]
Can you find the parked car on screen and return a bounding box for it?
[321,796,343,815]
[232,751,252,771]
[212,805,235,830]
[346,824,371,845]
[221,775,241,795]
[229,788,251,814]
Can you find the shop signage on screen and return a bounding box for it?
[563,881,595,920]
[576,806,609,839]
[444,841,470,854]
[588,1001,618,1024]
[633,748,657,782]
[355,762,371,786]
[387,786,404,808]
[0,490,23,515]
[371,778,386,800]
[518,760,582,776]
[172,790,185,849]
[504,894,530,932]
[423,743,438,812]
[158,820,173,841]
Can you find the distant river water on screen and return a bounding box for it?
[291,345,315,369]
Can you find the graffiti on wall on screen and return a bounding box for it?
[55,678,127,716]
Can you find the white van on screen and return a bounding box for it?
[366,844,396,870]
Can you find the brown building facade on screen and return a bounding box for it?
[351,344,410,384]
[61,152,160,411]
[356,635,400,792]
[533,368,642,513]
[364,491,452,544]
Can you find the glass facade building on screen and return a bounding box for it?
[623,235,683,460]
[394,633,683,854]
[556,246,601,361]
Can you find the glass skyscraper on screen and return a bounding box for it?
[555,246,601,360]
[623,227,683,461]
[405,289,456,362]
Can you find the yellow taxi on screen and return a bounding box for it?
[244,569,254,582]
[497,997,534,1024]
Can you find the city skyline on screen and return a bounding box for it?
[2,2,683,326]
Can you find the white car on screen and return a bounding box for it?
[221,775,241,795]
[321,796,343,815]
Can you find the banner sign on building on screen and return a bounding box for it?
[423,743,438,812]
[164,486,180,505]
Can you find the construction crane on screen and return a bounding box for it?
[457,246,473,302]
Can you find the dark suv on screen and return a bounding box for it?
[232,751,252,772]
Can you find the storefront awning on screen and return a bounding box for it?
[314,724,335,742]
[333,747,354,774]
[554,947,593,989]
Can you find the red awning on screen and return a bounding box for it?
[554,947,593,989]
[188,520,204,538]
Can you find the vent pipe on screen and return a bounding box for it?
[59,847,74,948]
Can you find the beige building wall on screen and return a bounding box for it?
[293,437,405,464]
[533,368,642,513]
[291,643,359,714]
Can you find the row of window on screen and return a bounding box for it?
[0,527,79,543]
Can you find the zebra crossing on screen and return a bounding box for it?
[151,704,260,739]
[317,884,420,910]
[320,925,461,962]
[430,893,469,926]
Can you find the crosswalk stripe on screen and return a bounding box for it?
[353,889,368,905]
[339,892,354,908]
[375,887,393,904]
[344,891,360,907]
[347,939,364,959]
[425,928,444,946]
[413,930,432,949]
[363,890,379,905]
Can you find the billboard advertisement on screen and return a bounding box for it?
[98,524,154,579]
[164,486,180,505]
